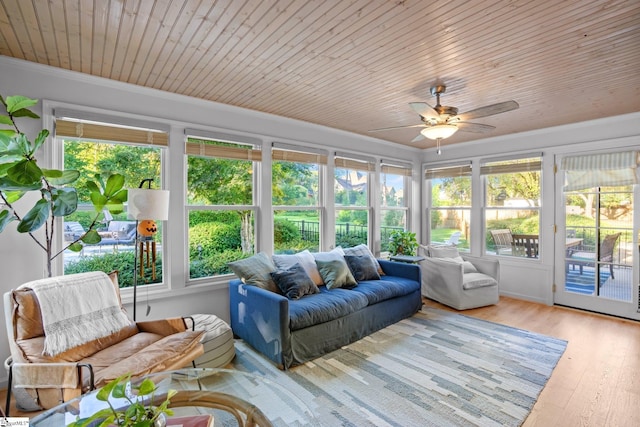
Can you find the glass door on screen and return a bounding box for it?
[555,153,639,319]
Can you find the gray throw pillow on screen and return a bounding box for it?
[228,252,279,293]
[343,244,384,275]
[344,255,381,282]
[271,263,319,300]
[315,259,357,289]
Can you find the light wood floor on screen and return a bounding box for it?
[2,296,640,425]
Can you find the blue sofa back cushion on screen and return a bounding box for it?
[288,287,368,331]
[344,255,381,282]
[349,276,420,305]
[271,263,319,300]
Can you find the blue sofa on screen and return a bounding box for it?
[229,260,421,369]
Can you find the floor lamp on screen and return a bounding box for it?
[127,179,170,321]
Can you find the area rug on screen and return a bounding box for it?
[229,307,567,427]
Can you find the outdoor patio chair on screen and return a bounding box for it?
[489,229,513,255]
[444,231,461,245]
[568,232,621,280]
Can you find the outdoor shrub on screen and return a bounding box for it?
[64,251,162,288]
[189,211,240,227]
[274,218,301,244]
[190,249,246,278]
[189,222,241,258]
[336,233,367,248]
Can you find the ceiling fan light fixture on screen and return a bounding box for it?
[421,124,458,140]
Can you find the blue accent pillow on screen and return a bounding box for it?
[315,259,357,289]
[270,263,319,300]
[344,255,381,282]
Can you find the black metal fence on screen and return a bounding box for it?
[287,219,403,249]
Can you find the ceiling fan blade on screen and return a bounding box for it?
[456,122,496,133]
[368,123,426,132]
[411,132,426,142]
[455,100,519,121]
[409,102,439,120]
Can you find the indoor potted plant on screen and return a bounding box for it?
[67,374,176,427]
[0,94,127,277]
[388,230,418,256]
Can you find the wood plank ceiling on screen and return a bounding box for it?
[0,0,639,149]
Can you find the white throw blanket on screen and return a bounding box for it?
[20,271,132,356]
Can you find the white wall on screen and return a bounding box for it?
[0,56,422,385]
[421,113,640,305]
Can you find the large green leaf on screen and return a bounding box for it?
[0,176,41,191]
[86,181,100,193]
[12,133,30,155]
[1,190,25,203]
[11,108,40,119]
[82,229,101,244]
[110,188,128,203]
[67,242,83,252]
[17,198,49,232]
[44,169,80,185]
[0,115,13,126]
[30,129,49,154]
[90,192,108,211]
[5,96,38,114]
[51,187,78,216]
[7,159,43,185]
[0,209,15,233]
[104,174,125,197]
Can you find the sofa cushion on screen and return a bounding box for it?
[271,263,319,300]
[272,250,323,285]
[349,276,420,305]
[228,252,279,293]
[315,259,357,289]
[463,272,499,290]
[343,244,384,276]
[288,287,368,331]
[344,255,381,282]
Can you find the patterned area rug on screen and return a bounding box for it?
[230,307,567,427]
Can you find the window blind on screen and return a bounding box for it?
[272,143,327,164]
[381,160,412,177]
[561,151,639,191]
[55,108,170,146]
[425,163,472,179]
[480,158,541,175]
[335,157,375,172]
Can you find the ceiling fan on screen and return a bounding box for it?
[370,84,519,146]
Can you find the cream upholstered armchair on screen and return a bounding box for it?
[419,245,500,310]
[4,271,204,414]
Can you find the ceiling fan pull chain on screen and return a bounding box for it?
[436,138,442,155]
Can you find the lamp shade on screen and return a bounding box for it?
[421,124,458,140]
[127,188,170,220]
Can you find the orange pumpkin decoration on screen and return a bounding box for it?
[137,219,158,237]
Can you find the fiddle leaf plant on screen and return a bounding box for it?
[67,374,176,427]
[0,94,128,277]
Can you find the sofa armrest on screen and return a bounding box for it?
[136,317,188,335]
[461,254,500,281]
[228,279,291,368]
[378,259,421,283]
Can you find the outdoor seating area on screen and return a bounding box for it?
[567,232,621,282]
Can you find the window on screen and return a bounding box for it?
[57,112,168,288]
[482,155,541,257]
[272,145,325,254]
[425,163,472,250]
[380,162,411,252]
[186,133,260,279]
[334,156,373,248]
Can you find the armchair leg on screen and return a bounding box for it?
[5,362,13,416]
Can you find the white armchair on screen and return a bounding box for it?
[419,245,500,310]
